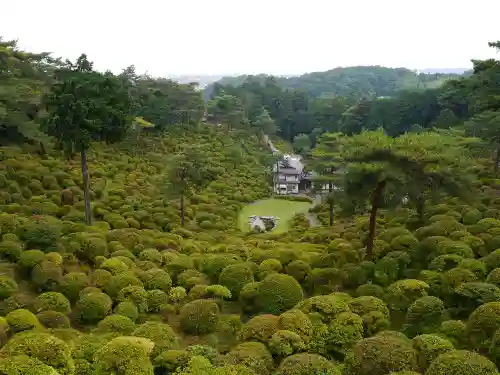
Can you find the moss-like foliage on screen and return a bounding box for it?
[179,299,220,334]
[343,334,418,375]
[275,353,340,375]
[425,350,498,375]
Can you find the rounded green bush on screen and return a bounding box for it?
[343,334,418,375]
[93,336,154,375]
[486,268,500,287]
[239,314,279,343]
[276,353,340,375]
[33,292,71,314]
[147,289,168,313]
[254,274,304,315]
[0,241,23,262]
[454,282,500,318]
[91,269,112,288]
[18,249,45,272]
[36,310,71,329]
[103,272,143,298]
[6,308,40,333]
[284,260,311,282]
[1,331,74,375]
[268,330,306,358]
[295,295,350,322]
[348,296,389,318]
[0,354,59,375]
[58,272,89,303]
[117,285,148,313]
[278,309,313,341]
[132,321,178,357]
[219,264,254,298]
[95,314,135,335]
[179,299,220,334]
[153,349,190,373]
[425,350,498,375]
[99,257,129,275]
[438,320,465,348]
[0,276,18,300]
[225,341,274,375]
[141,268,172,292]
[31,260,62,291]
[356,283,386,299]
[412,334,454,371]
[114,301,139,322]
[403,296,445,338]
[467,301,500,351]
[75,292,112,324]
[386,279,430,311]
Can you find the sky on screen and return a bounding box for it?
[2,0,499,77]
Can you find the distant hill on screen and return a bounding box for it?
[419,68,470,74]
[205,66,464,99]
[168,75,227,89]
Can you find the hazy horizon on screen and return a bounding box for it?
[2,0,499,77]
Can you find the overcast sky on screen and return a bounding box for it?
[2,0,499,76]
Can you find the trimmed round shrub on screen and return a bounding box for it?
[117,286,148,313]
[147,289,168,313]
[75,292,112,324]
[284,260,311,282]
[99,257,129,275]
[179,299,219,334]
[239,314,279,343]
[0,276,17,300]
[343,334,418,375]
[1,331,74,375]
[153,349,190,374]
[466,301,500,351]
[18,249,45,272]
[141,268,172,292]
[219,264,254,298]
[95,314,135,335]
[36,310,70,329]
[403,296,445,338]
[31,260,62,291]
[132,321,178,357]
[225,341,274,375]
[453,282,500,318]
[269,330,306,358]
[254,274,304,315]
[6,308,40,333]
[33,292,70,314]
[103,272,143,298]
[93,336,154,375]
[58,272,89,303]
[425,350,498,375]
[91,269,112,288]
[276,353,340,375]
[487,268,500,287]
[412,334,454,371]
[386,279,429,311]
[0,355,58,375]
[0,241,23,262]
[356,283,385,299]
[278,309,313,341]
[438,320,465,348]
[114,301,139,322]
[348,296,389,318]
[295,295,350,322]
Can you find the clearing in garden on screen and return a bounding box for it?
[238,198,313,233]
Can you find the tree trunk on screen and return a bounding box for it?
[80,148,92,225]
[180,194,185,227]
[366,180,386,261]
[416,194,425,223]
[495,146,500,173]
[328,180,334,226]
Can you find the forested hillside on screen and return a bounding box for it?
[2,34,500,375]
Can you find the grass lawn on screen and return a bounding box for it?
[238,198,313,233]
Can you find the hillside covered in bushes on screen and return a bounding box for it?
[1,35,500,375]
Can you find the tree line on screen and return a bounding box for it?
[205,44,498,155]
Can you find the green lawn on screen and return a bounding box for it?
[238,198,313,233]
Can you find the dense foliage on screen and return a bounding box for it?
[0,35,500,375]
